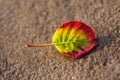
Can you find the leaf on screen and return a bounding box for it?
[52,21,98,58]
[26,20,98,59]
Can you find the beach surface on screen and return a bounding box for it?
[0,0,120,80]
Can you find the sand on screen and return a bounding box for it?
[0,0,120,80]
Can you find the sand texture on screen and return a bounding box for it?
[0,0,120,80]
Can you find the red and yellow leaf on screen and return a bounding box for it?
[52,21,98,58]
[26,20,98,59]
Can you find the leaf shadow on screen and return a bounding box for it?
[96,34,116,51]
[82,32,117,59]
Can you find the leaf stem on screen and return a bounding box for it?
[25,44,54,47]
[25,42,77,47]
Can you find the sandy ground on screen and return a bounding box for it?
[0,0,120,80]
